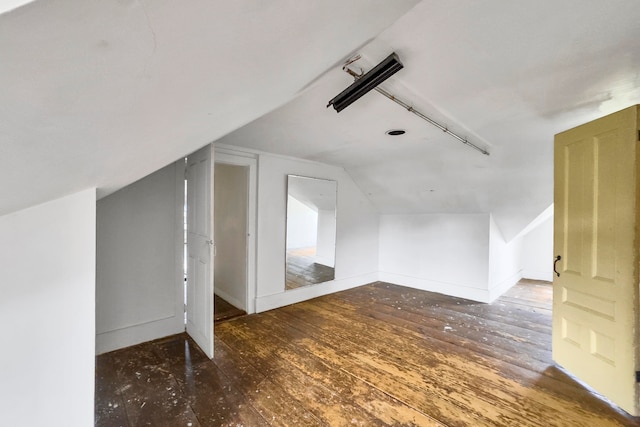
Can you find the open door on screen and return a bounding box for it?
[186,144,214,358]
[553,105,639,415]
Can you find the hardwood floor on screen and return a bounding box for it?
[95,280,640,426]
[214,294,246,323]
[286,247,335,290]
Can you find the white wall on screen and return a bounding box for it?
[255,154,379,311]
[315,208,336,267]
[522,213,554,281]
[96,161,184,354]
[214,163,248,310]
[286,195,318,249]
[488,214,523,301]
[379,213,493,302]
[0,189,96,427]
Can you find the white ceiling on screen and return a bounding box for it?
[2,1,639,241]
[217,0,640,240]
[288,175,337,212]
[0,0,418,216]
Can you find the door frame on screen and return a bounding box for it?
[174,158,187,335]
[214,147,258,314]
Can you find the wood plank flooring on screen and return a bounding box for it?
[95,280,640,426]
[286,247,335,290]
[214,294,246,323]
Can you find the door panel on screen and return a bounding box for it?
[186,145,214,358]
[553,105,639,415]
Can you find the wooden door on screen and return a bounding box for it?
[186,144,214,358]
[553,105,639,415]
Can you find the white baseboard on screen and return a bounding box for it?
[488,269,523,303]
[215,287,245,312]
[314,255,335,268]
[522,269,553,282]
[96,316,184,354]
[378,271,491,303]
[252,268,541,315]
[255,271,379,312]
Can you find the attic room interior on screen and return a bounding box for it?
[2,0,640,426]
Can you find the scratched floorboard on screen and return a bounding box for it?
[95,280,640,426]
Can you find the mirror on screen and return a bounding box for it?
[285,175,337,290]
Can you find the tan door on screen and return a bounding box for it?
[553,105,639,415]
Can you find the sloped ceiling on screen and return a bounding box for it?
[288,176,337,212]
[0,0,418,216]
[217,0,640,240]
[3,1,640,241]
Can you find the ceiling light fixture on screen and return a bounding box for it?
[339,55,490,156]
[327,52,403,113]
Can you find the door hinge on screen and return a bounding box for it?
[636,371,640,383]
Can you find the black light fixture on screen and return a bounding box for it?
[331,53,489,156]
[327,52,403,113]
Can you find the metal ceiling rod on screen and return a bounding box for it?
[343,66,490,156]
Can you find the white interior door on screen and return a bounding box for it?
[553,105,639,415]
[186,144,214,358]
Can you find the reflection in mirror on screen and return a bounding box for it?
[285,175,337,290]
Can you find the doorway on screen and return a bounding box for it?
[212,150,258,319]
[213,162,248,321]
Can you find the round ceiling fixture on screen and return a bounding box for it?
[386,129,406,136]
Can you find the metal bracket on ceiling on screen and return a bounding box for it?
[343,56,490,156]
